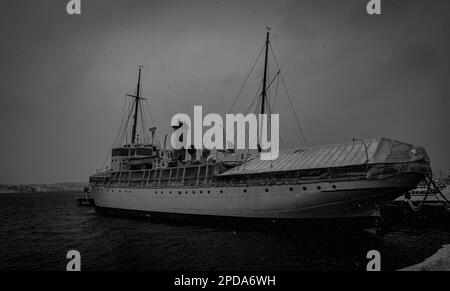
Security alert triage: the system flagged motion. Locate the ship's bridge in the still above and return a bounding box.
[111,144,161,172]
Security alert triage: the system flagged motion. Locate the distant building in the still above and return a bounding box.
[0,186,15,194]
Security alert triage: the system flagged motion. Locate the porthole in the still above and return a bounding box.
[193,191,195,194]
[185,191,188,194]
[332,185,337,189]
[200,191,203,194]
[317,186,322,190]
[244,189,247,193]
[265,188,269,192]
[208,190,211,194]
[220,190,223,194]
[169,191,172,194]
[303,187,307,191]
[289,187,293,192]
[178,191,181,195]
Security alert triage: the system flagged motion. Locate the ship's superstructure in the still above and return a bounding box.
[90,32,431,222]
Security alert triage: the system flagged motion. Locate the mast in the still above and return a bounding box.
[258,30,270,151]
[131,66,142,144]
[261,31,270,116]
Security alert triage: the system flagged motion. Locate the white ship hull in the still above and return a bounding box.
[92,173,422,220]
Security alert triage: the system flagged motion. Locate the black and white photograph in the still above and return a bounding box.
[0,0,449,278]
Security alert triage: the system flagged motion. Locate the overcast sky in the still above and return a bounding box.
[0,0,449,184]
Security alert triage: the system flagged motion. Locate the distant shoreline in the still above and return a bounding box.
[0,190,84,195]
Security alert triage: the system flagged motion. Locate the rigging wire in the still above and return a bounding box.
[136,84,155,143]
[267,73,286,150]
[113,97,133,146]
[98,93,133,172]
[228,80,264,143]
[144,99,155,125]
[269,42,309,147]
[226,80,263,163]
[97,71,154,171]
[139,101,146,143]
[280,73,308,147]
[118,101,135,145]
[143,102,152,142]
[247,81,264,114]
[241,87,263,158]
[143,98,156,143]
[115,100,132,145]
[226,43,266,114]
[116,83,140,145]
[271,72,280,113]
[112,98,127,146]
[121,100,135,144]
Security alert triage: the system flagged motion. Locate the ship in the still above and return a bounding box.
[89,32,431,226]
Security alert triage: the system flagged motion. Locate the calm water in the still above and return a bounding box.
[0,192,449,271]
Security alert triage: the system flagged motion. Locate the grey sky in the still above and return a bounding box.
[0,0,449,184]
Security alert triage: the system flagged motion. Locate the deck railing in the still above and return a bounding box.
[92,164,369,189]
[104,164,217,188]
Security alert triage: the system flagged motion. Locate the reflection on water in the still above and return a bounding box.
[0,192,449,271]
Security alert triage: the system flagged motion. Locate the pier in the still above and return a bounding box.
[76,188,94,206]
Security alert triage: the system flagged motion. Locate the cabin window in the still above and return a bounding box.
[112,148,129,157]
[136,148,153,156]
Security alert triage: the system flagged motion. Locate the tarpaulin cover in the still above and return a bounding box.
[220,138,429,176]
